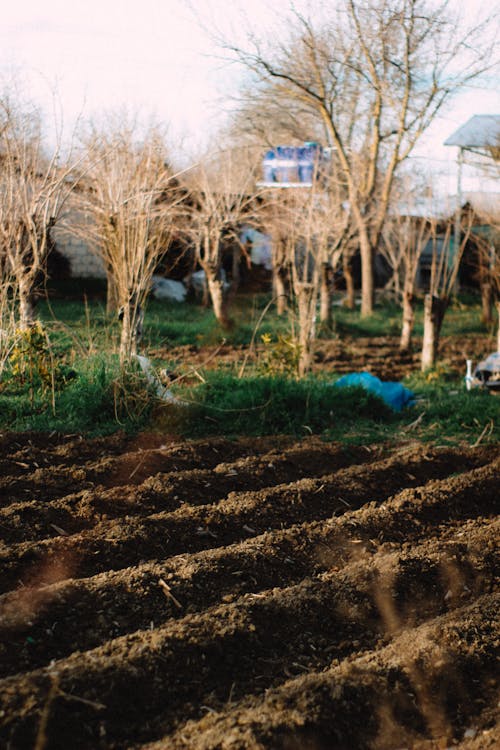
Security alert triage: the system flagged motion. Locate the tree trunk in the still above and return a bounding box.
[359,228,374,317]
[205,265,232,329]
[230,245,241,296]
[496,301,500,352]
[399,284,415,352]
[296,283,316,378]
[481,281,493,325]
[106,268,120,315]
[18,274,37,329]
[273,266,288,316]
[119,305,136,363]
[421,293,448,371]
[343,254,355,310]
[319,262,332,327]
[201,275,210,307]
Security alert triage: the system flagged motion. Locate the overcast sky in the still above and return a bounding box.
[1,0,499,194]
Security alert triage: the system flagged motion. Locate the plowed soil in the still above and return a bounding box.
[0,431,498,749]
[160,333,493,381]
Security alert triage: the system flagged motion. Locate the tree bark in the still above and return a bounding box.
[343,254,355,310]
[359,228,374,317]
[481,281,493,326]
[319,262,332,327]
[18,274,37,329]
[205,265,232,329]
[399,284,415,352]
[296,283,316,377]
[421,293,448,371]
[119,305,136,363]
[273,266,288,316]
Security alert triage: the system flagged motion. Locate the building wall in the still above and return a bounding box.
[52,210,106,279]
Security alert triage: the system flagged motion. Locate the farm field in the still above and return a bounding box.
[0,429,498,749]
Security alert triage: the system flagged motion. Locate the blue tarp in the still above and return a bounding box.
[334,372,415,411]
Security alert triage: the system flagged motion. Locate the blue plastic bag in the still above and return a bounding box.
[334,372,415,411]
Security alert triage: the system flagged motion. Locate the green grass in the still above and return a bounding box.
[0,354,153,435]
[163,373,393,438]
[0,286,497,440]
[38,287,492,350]
[331,292,493,339]
[154,371,499,446]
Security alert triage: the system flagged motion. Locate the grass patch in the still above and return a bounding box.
[157,372,394,439]
[153,371,499,446]
[0,354,153,435]
[1,289,496,440]
[38,288,491,351]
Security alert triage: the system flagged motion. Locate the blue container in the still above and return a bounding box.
[263,150,276,182]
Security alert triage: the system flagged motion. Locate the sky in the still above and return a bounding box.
[0,0,499,197]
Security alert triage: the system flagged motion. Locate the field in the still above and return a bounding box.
[0,428,498,749]
[0,292,499,748]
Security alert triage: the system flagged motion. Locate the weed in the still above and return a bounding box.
[257,333,302,377]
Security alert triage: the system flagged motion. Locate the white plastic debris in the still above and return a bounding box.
[150,276,187,302]
[134,355,181,403]
[466,352,500,391]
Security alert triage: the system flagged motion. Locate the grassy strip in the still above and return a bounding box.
[0,361,497,444]
[0,356,153,435]
[0,291,496,440]
[167,373,393,437]
[40,289,495,350]
[156,373,499,446]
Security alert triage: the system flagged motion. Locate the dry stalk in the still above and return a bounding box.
[158,578,183,609]
[472,419,494,447]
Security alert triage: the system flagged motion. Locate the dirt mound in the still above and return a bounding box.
[0,433,498,749]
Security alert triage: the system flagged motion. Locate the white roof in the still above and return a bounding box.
[395,192,499,219]
[444,115,500,149]
[395,196,454,219]
[465,191,500,217]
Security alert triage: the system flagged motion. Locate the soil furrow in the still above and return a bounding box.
[0,435,298,506]
[156,592,500,750]
[0,443,374,544]
[0,508,496,679]
[1,449,497,594]
[0,429,498,750]
[0,538,497,749]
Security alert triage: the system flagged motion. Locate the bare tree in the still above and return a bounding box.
[183,148,260,329]
[420,214,471,370]
[77,117,181,362]
[224,0,497,316]
[381,183,435,351]
[262,179,345,375]
[312,182,349,328]
[0,94,74,329]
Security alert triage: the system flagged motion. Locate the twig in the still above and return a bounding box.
[34,674,60,750]
[238,295,279,378]
[472,419,494,448]
[158,578,182,609]
[50,524,69,536]
[56,687,105,711]
[166,342,227,386]
[403,411,426,432]
[129,454,147,479]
